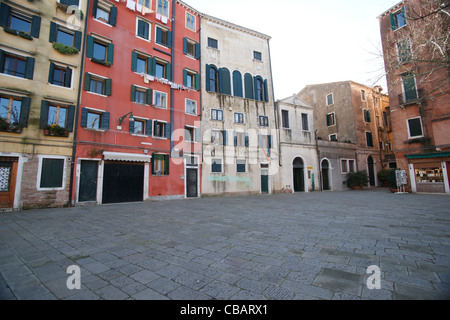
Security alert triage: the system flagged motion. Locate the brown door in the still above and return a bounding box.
[0,158,18,209]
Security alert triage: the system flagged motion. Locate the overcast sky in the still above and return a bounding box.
[187,0,400,100]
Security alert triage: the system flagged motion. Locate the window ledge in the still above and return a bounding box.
[84,128,106,132]
[94,18,113,28]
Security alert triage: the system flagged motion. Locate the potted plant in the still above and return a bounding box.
[377,169,390,187]
[46,124,69,137]
[347,170,369,189]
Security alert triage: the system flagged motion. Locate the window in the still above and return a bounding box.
[84,73,112,96]
[9,13,32,34]
[326,94,334,106]
[0,3,40,38]
[153,120,171,138]
[208,38,218,49]
[40,158,65,189]
[80,108,109,130]
[47,105,68,128]
[407,117,424,138]
[135,89,145,104]
[155,26,171,47]
[90,78,104,95]
[364,110,371,123]
[183,70,199,90]
[130,119,152,136]
[397,39,412,63]
[131,85,152,104]
[137,19,150,41]
[254,51,262,61]
[1,51,35,80]
[40,101,74,132]
[186,99,197,115]
[361,90,366,101]
[136,56,147,74]
[329,134,337,142]
[0,96,27,127]
[259,134,272,151]
[326,113,336,126]
[154,91,168,109]
[186,12,196,31]
[211,130,226,146]
[402,74,418,102]
[152,154,169,176]
[93,1,117,26]
[157,0,169,16]
[138,0,151,8]
[259,116,269,127]
[282,110,290,129]
[49,63,72,88]
[86,36,114,65]
[211,109,223,121]
[301,113,309,131]
[154,60,171,80]
[133,119,145,135]
[237,159,246,173]
[390,7,407,30]
[211,159,223,173]
[207,65,219,93]
[57,29,74,47]
[234,132,247,147]
[234,113,244,124]
[255,77,265,101]
[49,22,82,50]
[341,159,355,174]
[185,126,200,142]
[183,38,200,59]
[366,132,373,147]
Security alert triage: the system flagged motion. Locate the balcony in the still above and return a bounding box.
[398,88,424,107]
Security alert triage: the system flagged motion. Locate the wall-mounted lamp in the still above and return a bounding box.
[118,112,134,125]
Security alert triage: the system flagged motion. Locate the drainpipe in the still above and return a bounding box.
[170,0,176,156]
[266,39,280,169]
[69,0,90,207]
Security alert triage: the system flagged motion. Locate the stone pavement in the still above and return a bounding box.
[0,189,449,300]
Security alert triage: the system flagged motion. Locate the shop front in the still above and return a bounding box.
[407,152,450,194]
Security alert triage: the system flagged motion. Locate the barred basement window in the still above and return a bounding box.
[40,158,64,188]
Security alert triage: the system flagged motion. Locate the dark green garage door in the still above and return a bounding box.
[102,162,144,204]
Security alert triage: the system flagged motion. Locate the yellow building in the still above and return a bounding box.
[0,0,87,210]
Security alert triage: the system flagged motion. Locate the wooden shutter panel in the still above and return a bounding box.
[195,74,199,91]
[268,135,272,149]
[205,64,211,92]
[0,50,4,70]
[64,67,72,88]
[84,73,91,91]
[183,70,188,87]
[245,133,249,147]
[233,71,243,97]
[66,105,75,132]
[49,22,58,43]
[0,3,10,28]
[326,114,331,126]
[31,16,41,38]
[165,63,171,81]
[145,120,152,136]
[234,132,237,147]
[146,89,153,105]
[156,27,162,44]
[107,43,114,64]
[131,52,137,72]
[264,79,269,102]
[195,43,201,59]
[244,73,254,99]
[48,62,55,83]
[220,68,231,95]
[164,123,171,139]
[92,0,98,17]
[74,31,82,50]
[147,57,154,75]
[183,38,188,54]
[389,13,396,30]
[25,57,35,80]
[130,85,136,101]
[222,130,227,146]
[167,31,172,48]
[102,112,110,130]
[105,78,112,96]
[19,97,31,127]
[137,20,145,38]
[129,120,135,134]
[109,6,117,26]
[80,108,88,128]
[164,155,170,175]
[39,100,50,129]
[86,35,94,58]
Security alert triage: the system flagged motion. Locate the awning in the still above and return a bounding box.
[406,152,450,160]
[103,152,151,163]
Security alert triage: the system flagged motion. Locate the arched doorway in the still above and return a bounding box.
[321,159,331,191]
[368,156,376,186]
[293,157,305,192]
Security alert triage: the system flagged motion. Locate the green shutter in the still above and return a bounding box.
[146,89,153,105]
[264,79,269,102]
[195,43,201,59]
[220,68,231,95]
[84,73,91,91]
[80,108,88,128]
[222,130,227,146]
[145,120,152,136]
[105,78,112,96]
[205,64,211,92]
[49,22,57,43]
[130,85,136,101]
[183,70,188,87]
[137,20,145,38]
[244,73,254,99]
[92,0,98,17]
[64,67,72,88]
[25,57,35,80]
[107,43,114,65]
[66,105,75,132]
[86,35,94,58]
[19,97,31,128]
[233,71,243,97]
[102,112,110,130]
[129,120,135,133]
[39,100,50,129]
[48,62,55,84]
[164,155,170,175]
[167,31,172,48]
[31,16,41,38]
[74,31,82,50]
[156,27,162,44]
[131,51,137,72]
[164,123,171,139]
[183,38,188,54]
[195,74,199,91]
[165,63,171,81]
[0,3,10,28]
[149,57,156,76]
[109,6,117,26]
[0,50,4,70]
[389,13,396,30]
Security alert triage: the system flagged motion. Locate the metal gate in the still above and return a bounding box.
[102,162,144,204]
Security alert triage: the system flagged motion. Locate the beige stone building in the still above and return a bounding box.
[298,81,394,190]
[0,0,86,209]
[199,13,280,196]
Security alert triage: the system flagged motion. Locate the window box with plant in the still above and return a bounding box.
[0,117,23,133]
[347,170,369,189]
[52,42,79,55]
[44,124,69,137]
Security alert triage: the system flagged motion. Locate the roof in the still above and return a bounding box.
[377,0,407,19]
[277,95,313,108]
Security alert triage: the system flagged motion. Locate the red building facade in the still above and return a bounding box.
[73,0,201,204]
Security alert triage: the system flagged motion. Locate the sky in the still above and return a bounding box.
[186,0,401,100]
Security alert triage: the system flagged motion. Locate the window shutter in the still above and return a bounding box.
[233,71,243,97]
[195,128,201,142]
[19,97,31,128]
[49,22,58,43]
[145,120,152,136]
[183,70,187,87]
[0,50,4,69]
[326,114,331,126]
[105,78,112,96]
[151,156,155,174]
[195,43,201,59]
[146,89,152,105]
[164,123,171,139]
[86,35,94,58]
[92,0,98,17]
[130,85,136,101]
[64,67,72,88]
[48,62,55,84]
[165,63,171,81]
[102,112,110,130]
[389,13,396,30]
[0,3,10,28]
[107,43,114,65]
[156,27,162,44]
[80,108,88,128]
[244,73,254,99]
[220,68,231,95]
[264,79,269,102]
[253,76,259,101]
[268,135,272,149]
[234,132,237,147]
[245,133,249,147]
[66,105,75,132]
[74,31,82,50]
[147,57,154,75]
[403,76,417,101]
[164,155,170,175]
[222,130,227,146]
[194,74,199,91]
[131,52,137,72]
[129,120,135,134]
[205,64,211,92]
[167,31,172,48]
[109,6,117,26]
[84,73,91,91]
[183,38,188,55]
[31,16,41,38]
[137,20,145,38]
[25,57,35,80]
[39,100,50,129]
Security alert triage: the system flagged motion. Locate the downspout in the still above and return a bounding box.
[69,0,90,207]
[170,0,176,156]
[267,38,279,193]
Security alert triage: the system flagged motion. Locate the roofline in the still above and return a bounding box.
[299,80,387,95]
[377,0,407,19]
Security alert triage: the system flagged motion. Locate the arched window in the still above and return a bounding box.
[206,64,219,93]
[219,68,231,95]
[244,73,254,99]
[254,76,268,102]
[232,70,243,97]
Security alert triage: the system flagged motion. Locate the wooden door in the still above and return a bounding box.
[0,158,18,209]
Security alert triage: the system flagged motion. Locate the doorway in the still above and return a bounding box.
[102,162,144,204]
[321,159,331,191]
[261,169,269,194]
[79,160,98,202]
[368,156,376,187]
[186,168,198,198]
[293,157,305,192]
[0,157,18,209]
